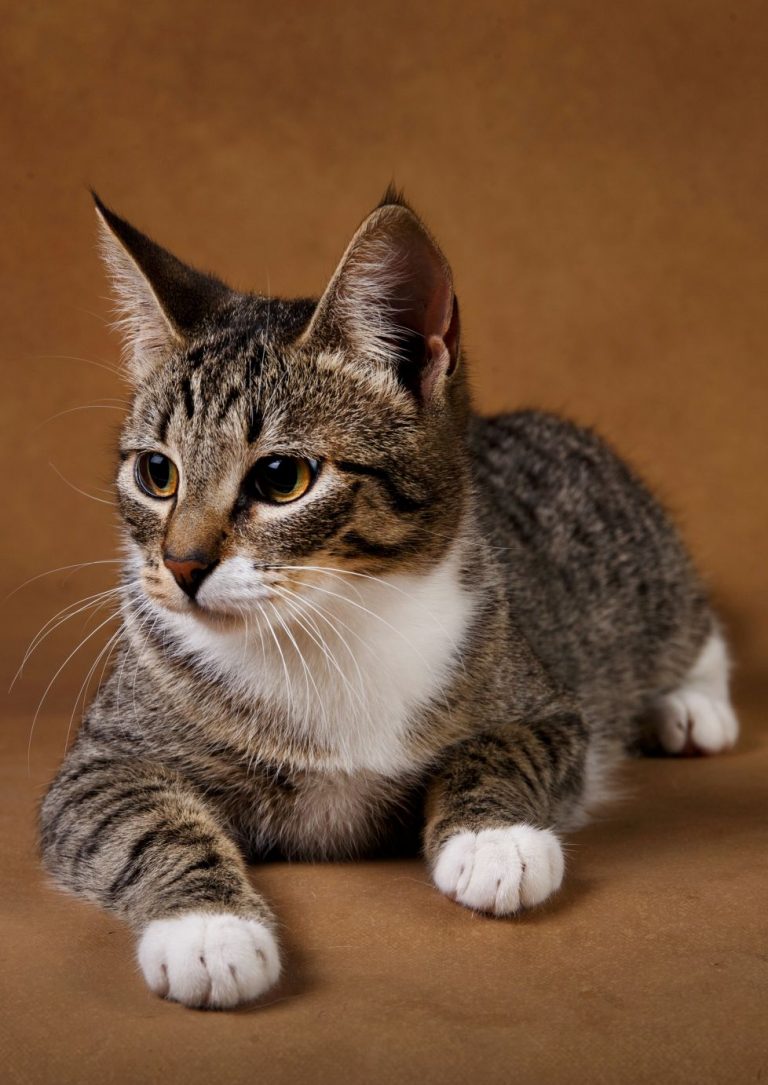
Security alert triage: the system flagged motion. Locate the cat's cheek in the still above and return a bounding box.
[431,826,565,916]
[138,566,189,613]
[137,912,281,1009]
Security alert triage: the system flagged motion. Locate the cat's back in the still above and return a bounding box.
[469,409,665,553]
[468,409,710,713]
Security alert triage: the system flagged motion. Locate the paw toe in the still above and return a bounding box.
[137,913,280,1009]
[433,825,564,917]
[656,689,739,755]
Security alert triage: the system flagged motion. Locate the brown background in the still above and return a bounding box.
[1,3,766,1083]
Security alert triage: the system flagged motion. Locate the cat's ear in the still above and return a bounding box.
[93,193,233,381]
[301,192,460,402]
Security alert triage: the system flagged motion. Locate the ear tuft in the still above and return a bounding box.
[93,193,233,382]
[376,183,410,210]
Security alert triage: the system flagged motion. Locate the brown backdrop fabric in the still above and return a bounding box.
[1,4,766,1083]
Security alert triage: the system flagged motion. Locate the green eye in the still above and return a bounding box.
[135,452,179,499]
[250,456,318,504]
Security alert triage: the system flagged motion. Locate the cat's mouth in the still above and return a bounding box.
[140,557,278,623]
[139,553,343,635]
[143,585,281,636]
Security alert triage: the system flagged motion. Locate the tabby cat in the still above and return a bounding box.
[40,189,738,1009]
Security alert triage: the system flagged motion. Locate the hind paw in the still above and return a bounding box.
[655,689,738,755]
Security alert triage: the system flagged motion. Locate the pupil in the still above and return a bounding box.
[266,458,298,493]
[149,454,170,489]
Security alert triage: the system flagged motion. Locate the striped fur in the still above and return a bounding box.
[39,192,736,1007]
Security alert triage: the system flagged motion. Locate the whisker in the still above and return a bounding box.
[274,583,368,699]
[240,608,271,779]
[272,586,370,723]
[247,603,267,662]
[264,562,453,627]
[411,521,522,556]
[131,613,161,725]
[11,586,123,690]
[36,403,127,431]
[262,563,365,603]
[256,600,294,719]
[265,599,314,723]
[293,580,434,670]
[36,352,123,379]
[28,609,120,773]
[278,583,427,715]
[5,558,122,603]
[18,585,121,664]
[277,590,377,742]
[269,590,342,733]
[95,624,124,700]
[48,462,115,506]
[239,606,251,670]
[301,579,461,719]
[267,561,468,677]
[64,626,123,753]
[115,600,155,717]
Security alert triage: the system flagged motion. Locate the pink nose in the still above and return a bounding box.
[162,554,216,598]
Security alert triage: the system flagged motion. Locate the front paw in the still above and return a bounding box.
[137,912,281,1009]
[432,825,564,916]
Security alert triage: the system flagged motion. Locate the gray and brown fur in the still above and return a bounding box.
[41,190,716,942]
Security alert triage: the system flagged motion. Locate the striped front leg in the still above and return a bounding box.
[40,753,279,1009]
[423,714,589,915]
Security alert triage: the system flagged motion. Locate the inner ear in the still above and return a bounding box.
[93,193,235,382]
[301,201,460,400]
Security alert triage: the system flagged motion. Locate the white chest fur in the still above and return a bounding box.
[157,550,473,776]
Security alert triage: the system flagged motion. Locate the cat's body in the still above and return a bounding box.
[40,192,737,1009]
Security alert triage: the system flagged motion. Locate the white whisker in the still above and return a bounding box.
[131,612,161,726]
[270,587,377,748]
[274,583,368,699]
[5,558,122,602]
[270,561,468,677]
[296,580,434,670]
[36,352,123,379]
[271,597,332,730]
[48,462,115,506]
[265,599,314,724]
[12,586,123,690]
[115,599,155,716]
[37,403,127,431]
[28,610,121,773]
[64,626,123,753]
[256,600,294,720]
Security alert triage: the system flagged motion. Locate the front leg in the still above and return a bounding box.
[424,713,589,916]
[40,751,280,1009]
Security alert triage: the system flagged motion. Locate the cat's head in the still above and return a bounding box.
[98,190,470,627]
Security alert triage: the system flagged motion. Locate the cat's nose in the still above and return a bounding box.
[162,553,217,599]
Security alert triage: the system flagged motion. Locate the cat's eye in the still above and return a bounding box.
[135,452,179,500]
[249,456,318,504]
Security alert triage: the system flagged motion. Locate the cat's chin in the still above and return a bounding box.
[144,591,252,631]
[187,604,246,631]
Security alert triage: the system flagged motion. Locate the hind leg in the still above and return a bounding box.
[654,628,739,755]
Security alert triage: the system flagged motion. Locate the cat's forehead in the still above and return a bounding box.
[126,326,414,467]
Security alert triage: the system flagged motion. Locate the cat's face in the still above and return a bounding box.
[102,193,468,629]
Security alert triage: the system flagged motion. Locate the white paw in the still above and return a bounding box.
[137,912,281,1009]
[656,690,738,754]
[432,825,564,916]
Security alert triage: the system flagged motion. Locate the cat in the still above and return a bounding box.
[39,188,739,1010]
